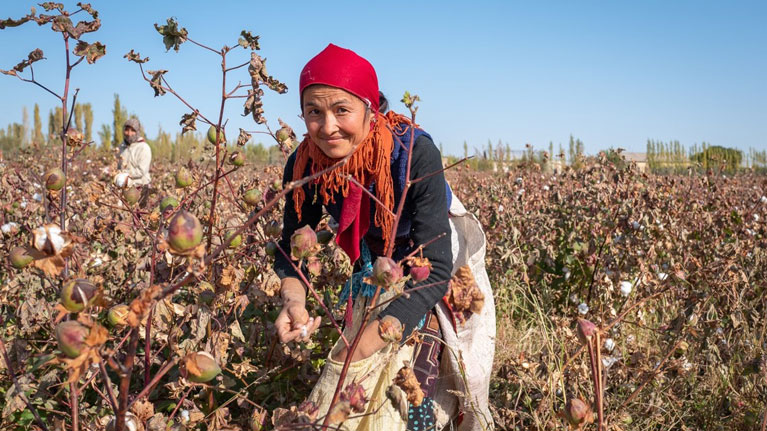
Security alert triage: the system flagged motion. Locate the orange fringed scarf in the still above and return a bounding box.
[292,111,414,259]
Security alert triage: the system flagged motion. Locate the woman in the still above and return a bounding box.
[273,44,495,431]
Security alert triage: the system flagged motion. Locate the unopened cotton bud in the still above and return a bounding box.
[576,319,597,345]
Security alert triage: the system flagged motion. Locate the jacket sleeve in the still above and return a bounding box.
[273,151,323,280]
[377,134,453,339]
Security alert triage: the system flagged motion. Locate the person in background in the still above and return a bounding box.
[117,118,152,187]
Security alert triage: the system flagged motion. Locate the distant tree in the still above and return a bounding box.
[74,103,83,132]
[690,145,742,174]
[48,107,63,144]
[98,123,112,150]
[33,103,43,146]
[112,93,128,146]
[83,103,94,143]
[463,140,468,160]
[21,106,29,147]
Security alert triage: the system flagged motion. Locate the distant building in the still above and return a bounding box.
[623,152,648,172]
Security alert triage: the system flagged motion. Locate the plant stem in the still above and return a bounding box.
[114,328,140,431]
[70,382,79,431]
[144,306,154,387]
[206,50,229,250]
[98,362,118,413]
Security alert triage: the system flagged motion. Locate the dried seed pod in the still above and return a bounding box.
[60,278,99,312]
[122,187,140,205]
[9,246,33,269]
[175,167,193,188]
[207,125,225,145]
[225,231,242,248]
[560,397,593,428]
[108,304,130,327]
[167,210,203,252]
[290,225,318,260]
[369,257,404,288]
[183,351,221,383]
[378,315,403,343]
[229,151,245,167]
[56,321,89,358]
[44,168,65,191]
[576,319,597,346]
[408,256,432,282]
[340,382,369,413]
[159,196,179,213]
[243,189,261,206]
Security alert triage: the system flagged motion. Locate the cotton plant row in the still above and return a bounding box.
[455,152,767,429]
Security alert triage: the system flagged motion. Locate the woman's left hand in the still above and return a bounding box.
[332,319,388,363]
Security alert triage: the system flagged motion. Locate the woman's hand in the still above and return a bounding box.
[275,278,321,343]
[331,319,388,363]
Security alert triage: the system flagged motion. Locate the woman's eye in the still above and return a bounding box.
[336,107,349,114]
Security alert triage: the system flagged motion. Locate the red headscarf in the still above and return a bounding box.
[300,44,380,114]
[293,44,413,263]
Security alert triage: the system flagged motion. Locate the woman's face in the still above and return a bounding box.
[302,85,371,159]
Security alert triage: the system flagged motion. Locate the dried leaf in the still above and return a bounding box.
[131,398,155,423]
[238,30,260,50]
[154,18,187,52]
[393,366,424,406]
[40,2,64,12]
[73,40,105,64]
[0,15,34,30]
[179,111,198,134]
[445,265,484,324]
[124,49,149,64]
[146,69,168,97]
[265,76,287,94]
[77,3,98,18]
[127,285,162,327]
[237,128,251,146]
[1,49,45,76]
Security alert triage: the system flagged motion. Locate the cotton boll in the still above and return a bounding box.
[113,172,129,188]
[602,356,618,368]
[604,338,616,352]
[578,303,589,315]
[1,222,19,235]
[619,281,633,297]
[33,226,49,251]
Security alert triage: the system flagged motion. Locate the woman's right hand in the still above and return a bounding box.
[275,278,322,343]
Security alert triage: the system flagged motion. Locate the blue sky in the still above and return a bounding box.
[1,1,765,157]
